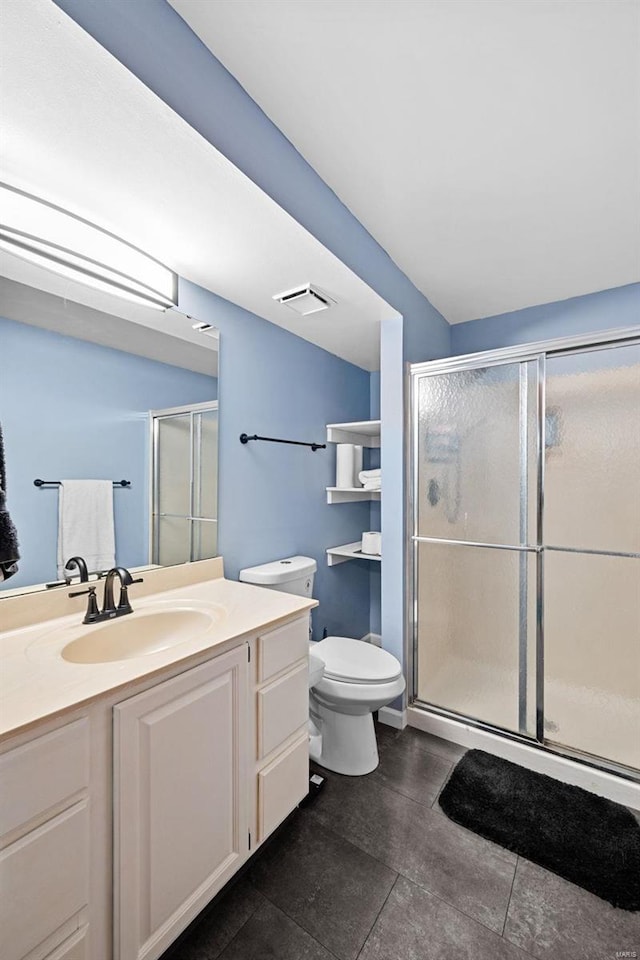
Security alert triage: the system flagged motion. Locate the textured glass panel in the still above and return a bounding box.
[157,414,191,516]
[416,541,536,734]
[194,409,218,521]
[416,362,537,545]
[545,344,640,554]
[192,519,217,562]
[544,550,640,770]
[157,516,190,567]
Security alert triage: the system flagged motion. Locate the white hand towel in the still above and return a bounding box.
[363,479,381,491]
[57,480,115,578]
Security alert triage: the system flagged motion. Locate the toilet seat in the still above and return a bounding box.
[311,636,402,685]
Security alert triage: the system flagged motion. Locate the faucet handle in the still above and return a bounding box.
[69,585,100,624]
[68,586,93,598]
[116,577,143,613]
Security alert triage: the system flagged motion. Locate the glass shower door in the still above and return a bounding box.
[543,343,640,769]
[413,360,539,736]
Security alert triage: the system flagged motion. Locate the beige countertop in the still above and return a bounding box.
[0,574,316,742]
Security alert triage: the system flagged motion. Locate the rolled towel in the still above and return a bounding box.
[0,422,20,581]
[358,468,381,484]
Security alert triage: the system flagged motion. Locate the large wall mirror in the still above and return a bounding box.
[0,272,219,596]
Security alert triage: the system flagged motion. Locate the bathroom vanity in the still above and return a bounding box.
[0,559,316,960]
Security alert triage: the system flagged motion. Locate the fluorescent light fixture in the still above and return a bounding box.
[273,283,335,316]
[0,182,177,310]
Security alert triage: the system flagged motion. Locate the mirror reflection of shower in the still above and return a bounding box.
[150,401,219,566]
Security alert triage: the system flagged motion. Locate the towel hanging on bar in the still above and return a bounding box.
[57,480,115,579]
[0,422,20,582]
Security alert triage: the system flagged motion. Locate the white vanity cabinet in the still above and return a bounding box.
[0,603,312,960]
[0,718,91,960]
[113,642,249,960]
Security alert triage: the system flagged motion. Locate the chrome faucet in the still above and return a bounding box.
[69,566,143,624]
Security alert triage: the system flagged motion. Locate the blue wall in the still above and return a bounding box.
[451,283,640,356]
[0,317,216,590]
[180,279,374,642]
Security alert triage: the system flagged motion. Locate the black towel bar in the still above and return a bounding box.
[239,433,326,452]
[34,479,131,487]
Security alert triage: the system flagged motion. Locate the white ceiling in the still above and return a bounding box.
[170,0,640,323]
[0,0,396,371]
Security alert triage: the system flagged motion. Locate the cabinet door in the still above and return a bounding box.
[114,646,248,960]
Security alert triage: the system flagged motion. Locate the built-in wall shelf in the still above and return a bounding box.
[326,487,381,504]
[326,541,382,566]
[326,419,381,447]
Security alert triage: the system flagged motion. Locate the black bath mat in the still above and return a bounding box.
[438,750,640,911]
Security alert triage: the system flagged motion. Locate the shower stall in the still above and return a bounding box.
[409,327,640,779]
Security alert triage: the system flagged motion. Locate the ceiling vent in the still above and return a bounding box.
[273,284,335,316]
[191,321,219,339]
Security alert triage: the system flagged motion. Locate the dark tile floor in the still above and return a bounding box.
[164,723,640,960]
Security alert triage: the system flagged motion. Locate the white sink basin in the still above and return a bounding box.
[60,606,224,664]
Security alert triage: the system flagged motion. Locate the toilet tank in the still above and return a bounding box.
[238,555,316,597]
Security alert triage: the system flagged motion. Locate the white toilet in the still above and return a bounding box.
[238,555,405,776]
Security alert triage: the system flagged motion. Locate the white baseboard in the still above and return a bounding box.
[360,632,382,647]
[407,706,640,810]
[378,706,408,730]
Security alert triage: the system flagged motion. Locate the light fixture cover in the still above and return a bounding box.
[0,182,178,310]
[273,284,335,316]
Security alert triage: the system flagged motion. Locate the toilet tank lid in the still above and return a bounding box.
[238,555,317,585]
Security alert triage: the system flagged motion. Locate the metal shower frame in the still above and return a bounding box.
[407,324,640,782]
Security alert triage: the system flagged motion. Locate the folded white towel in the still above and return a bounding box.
[57,480,115,578]
[358,468,381,484]
[363,479,381,491]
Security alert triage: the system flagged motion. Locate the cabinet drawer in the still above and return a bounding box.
[257,662,308,759]
[257,733,308,842]
[257,616,308,683]
[0,718,89,839]
[0,801,89,960]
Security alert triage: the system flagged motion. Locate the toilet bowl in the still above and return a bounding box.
[238,556,405,777]
[309,636,405,776]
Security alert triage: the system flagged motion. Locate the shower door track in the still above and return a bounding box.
[409,699,640,784]
[407,324,640,783]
